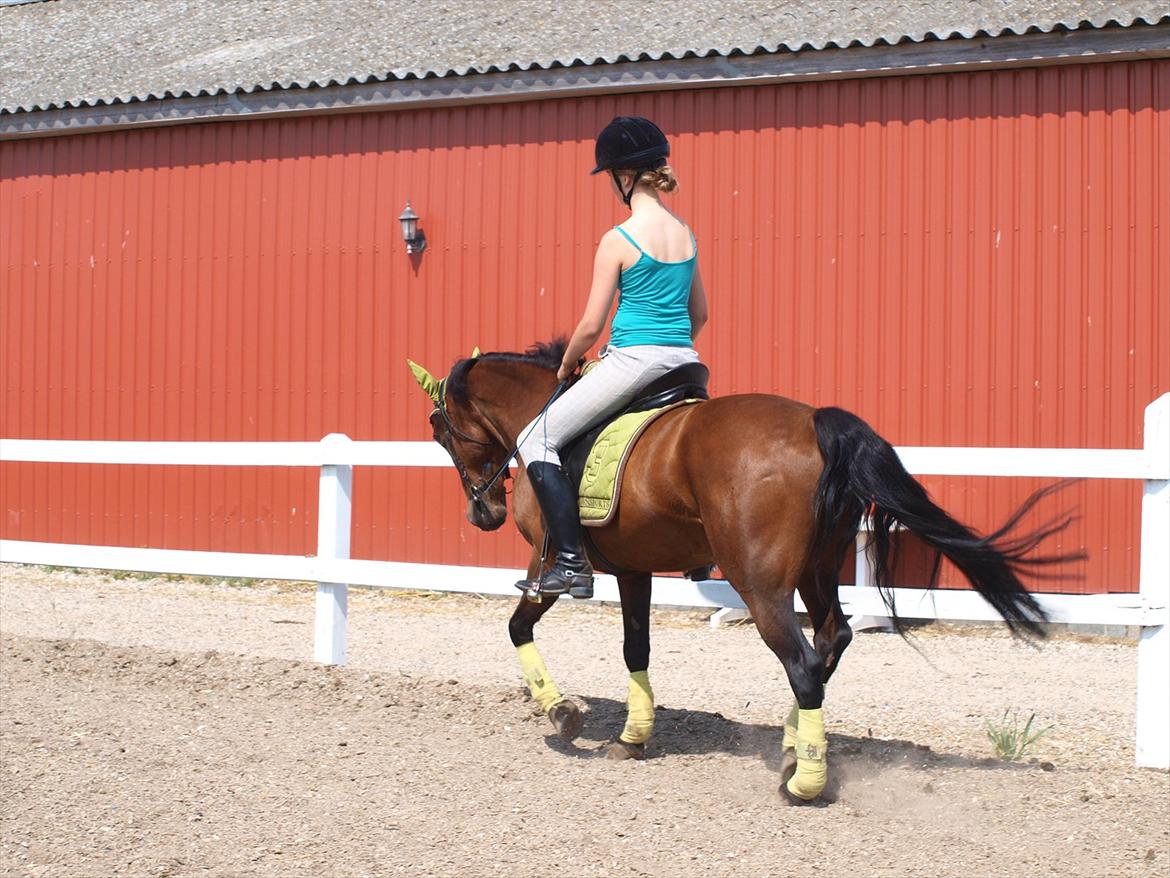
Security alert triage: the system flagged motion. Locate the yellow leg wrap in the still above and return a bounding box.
[516,642,563,713]
[782,703,800,751]
[619,671,655,745]
[785,708,828,801]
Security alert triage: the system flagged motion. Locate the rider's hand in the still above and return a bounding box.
[557,357,586,382]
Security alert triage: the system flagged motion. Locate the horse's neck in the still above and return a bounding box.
[473,365,557,447]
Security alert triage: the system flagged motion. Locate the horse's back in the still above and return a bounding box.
[676,392,824,499]
[682,392,819,452]
[591,393,824,575]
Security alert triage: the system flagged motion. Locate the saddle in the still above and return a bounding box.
[563,361,709,488]
[561,361,712,578]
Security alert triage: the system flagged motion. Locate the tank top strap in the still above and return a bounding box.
[613,226,644,253]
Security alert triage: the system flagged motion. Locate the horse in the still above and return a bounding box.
[407,340,1075,804]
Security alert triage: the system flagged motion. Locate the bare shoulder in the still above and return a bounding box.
[599,227,628,248]
[600,226,639,268]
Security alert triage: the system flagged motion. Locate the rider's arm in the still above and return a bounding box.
[558,231,623,380]
[689,263,709,341]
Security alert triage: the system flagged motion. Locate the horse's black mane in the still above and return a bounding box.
[445,339,566,402]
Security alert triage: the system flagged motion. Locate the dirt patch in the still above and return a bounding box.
[1,565,1167,877]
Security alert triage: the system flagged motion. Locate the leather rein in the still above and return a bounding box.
[435,376,568,505]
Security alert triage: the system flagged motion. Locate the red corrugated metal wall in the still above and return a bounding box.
[3,60,1168,592]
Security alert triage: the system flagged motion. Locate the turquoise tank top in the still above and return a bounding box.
[608,225,696,348]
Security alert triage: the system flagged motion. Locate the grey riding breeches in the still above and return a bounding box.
[516,344,701,468]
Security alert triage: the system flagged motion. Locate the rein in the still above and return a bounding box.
[438,376,570,505]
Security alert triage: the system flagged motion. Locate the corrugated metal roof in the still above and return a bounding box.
[1,0,1167,115]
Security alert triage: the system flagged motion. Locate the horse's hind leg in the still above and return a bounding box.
[815,599,853,686]
[744,587,830,805]
[800,566,854,684]
[607,572,654,761]
[779,572,852,787]
[783,569,847,762]
[509,550,582,741]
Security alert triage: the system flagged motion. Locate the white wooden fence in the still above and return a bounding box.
[1,394,1166,769]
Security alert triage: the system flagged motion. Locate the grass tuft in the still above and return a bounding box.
[985,709,1052,761]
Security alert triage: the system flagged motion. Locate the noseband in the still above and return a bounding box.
[435,382,511,506]
[434,375,570,507]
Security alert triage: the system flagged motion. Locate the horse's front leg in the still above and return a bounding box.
[606,571,655,760]
[509,548,583,741]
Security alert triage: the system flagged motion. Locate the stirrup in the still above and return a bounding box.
[514,577,544,604]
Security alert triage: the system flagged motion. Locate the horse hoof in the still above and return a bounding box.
[777,749,818,804]
[606,740,646,761]
[779,782,821,806]
[778,756,828,806]
[548,700,584,741]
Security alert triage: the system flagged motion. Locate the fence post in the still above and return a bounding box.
[848,520,893,631]
[1136,394,1169,769]
[314,433,352,666]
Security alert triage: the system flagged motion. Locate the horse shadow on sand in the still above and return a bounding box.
[542,695,1049,802]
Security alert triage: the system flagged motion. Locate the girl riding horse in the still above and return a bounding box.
[514,116,710,601]
[406,119,1074,805]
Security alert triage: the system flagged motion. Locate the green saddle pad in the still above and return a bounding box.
[578,400,699,526]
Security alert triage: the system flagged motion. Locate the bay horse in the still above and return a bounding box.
[408,341,1073,804]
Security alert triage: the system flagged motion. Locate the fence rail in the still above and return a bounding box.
[1,393,1166,768]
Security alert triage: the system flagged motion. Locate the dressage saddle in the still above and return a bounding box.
[560,361,713,579]
[562,361,709,483]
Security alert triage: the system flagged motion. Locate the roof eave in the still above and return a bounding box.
[3,22,1168,141]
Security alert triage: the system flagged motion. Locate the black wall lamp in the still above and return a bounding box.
[399,201,427,254]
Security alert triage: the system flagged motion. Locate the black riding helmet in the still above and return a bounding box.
[591,116,670,206]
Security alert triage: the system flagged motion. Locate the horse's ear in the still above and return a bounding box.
[406,359,442,403]
[470,346,481,358]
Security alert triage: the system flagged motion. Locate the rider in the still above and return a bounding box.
[516,115,710,600]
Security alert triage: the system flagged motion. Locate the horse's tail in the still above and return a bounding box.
[811,406,1080,640]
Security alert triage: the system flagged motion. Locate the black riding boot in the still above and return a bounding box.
[527,461,595,599]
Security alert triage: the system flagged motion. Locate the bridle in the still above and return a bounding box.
[434,373,570,507]
[437,381,492,448]
[434,380,514,507]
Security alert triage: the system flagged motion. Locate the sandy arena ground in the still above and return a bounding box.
[1,564,1167,878]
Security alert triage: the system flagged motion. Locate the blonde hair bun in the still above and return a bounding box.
[637,164,679,193]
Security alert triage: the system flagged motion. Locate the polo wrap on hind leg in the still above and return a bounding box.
[785,708,828,800]
[516,642,564,713]
[619,671,655,744]
[782,703,800,752]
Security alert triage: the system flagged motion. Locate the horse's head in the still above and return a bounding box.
[407,348,510,532]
